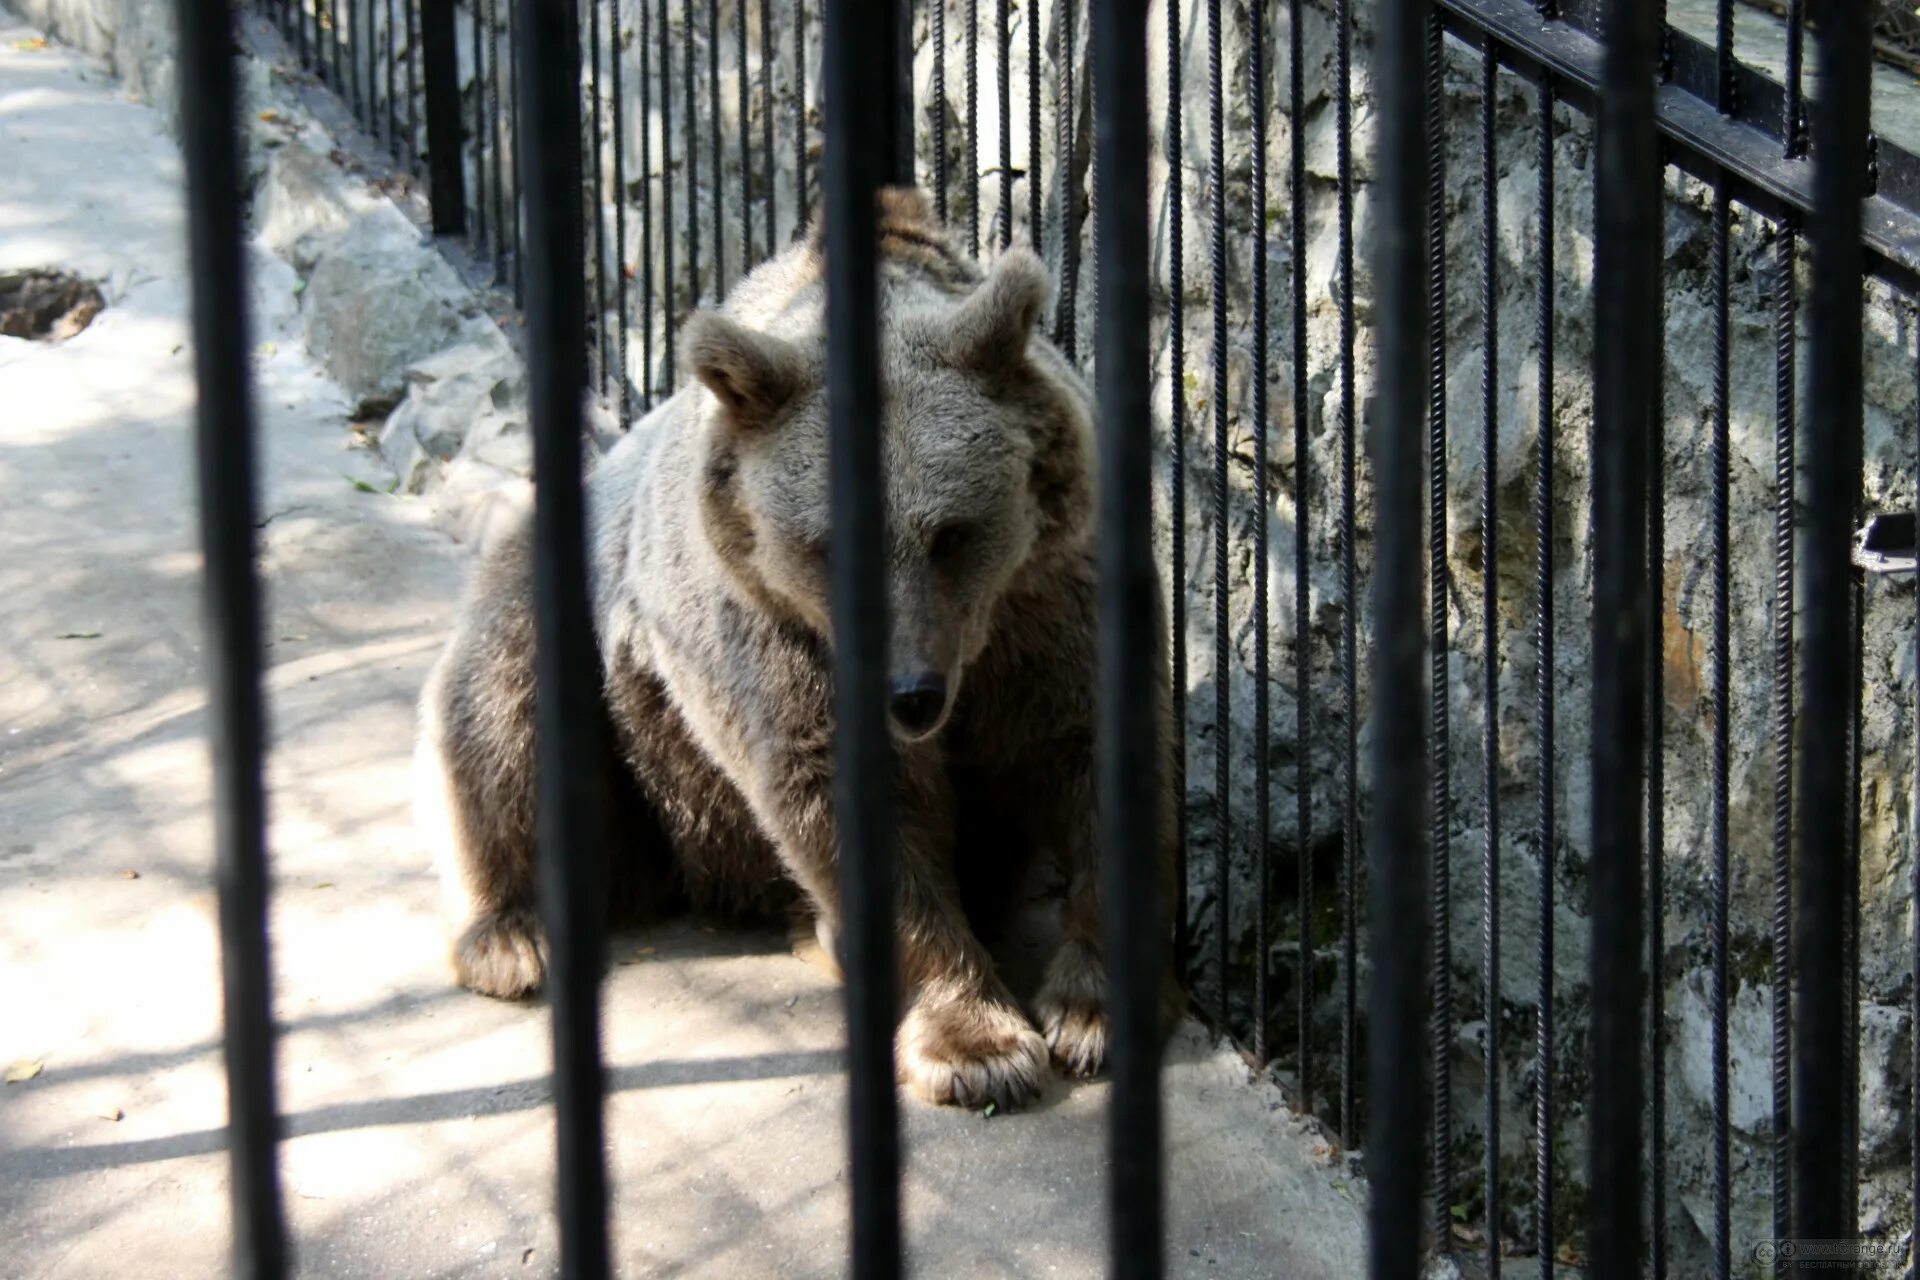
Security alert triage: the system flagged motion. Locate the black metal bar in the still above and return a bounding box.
[1055,0,1075,356]
[473,0,489,247]
[589,0,607,394]
[1026,0,1038,244]
[709,0,724,296]
[1645,135,1668,1280]
[296,0,309,70]
[1783,0,1803,156]
[351,0,365,123]
[1708,171,1732,1280]
[823,0,902,1271]
[1248,0,1269,1067]
[385,0,397,150]
[1794,0,1869,1248]
[509,0,524,303]
[760,0,773,257]
[684,0,700,301]
[967,0,979,253]
[1335,0,1358,1149]
[1367,0,1430,1273]
[1424,0,1450,1249]
[1912,326,1920,1280]
[1092,2,1162,1274]
[489,0,506,278]
[1532,70,1555,1280]
[1767,217,1795,1275]
[1206,0,1229,1030]
[792,0,805,235]
[892,0,912,186]
[1164,0,1186,981]
[1286,0,1316,1118]
[330,0,344,92]
[737,0,750,269]
[177,0,288,1271]
[640,0,654,406]
[1478,44,1501,1274]
[1587,0,1657,1274]
[612,0,630,424]
[660,0,676,376]
[517,0,612,1266]
[421,0,466,233]
[405,0,419,172]
[997,0,1011,249]
[932,0,947,221]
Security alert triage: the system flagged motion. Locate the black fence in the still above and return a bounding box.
[177,0,1908,1274]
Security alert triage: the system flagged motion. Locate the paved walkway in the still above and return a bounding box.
[0,16,1366,1277]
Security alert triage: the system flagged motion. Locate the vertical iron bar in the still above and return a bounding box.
[422,0,467,233]
[590,0,608,393]
[1335,0,1358,1150]
[792,0,805,231]
[1165,0,1186,980]
[709,0,724,296]
[176,0,288,1267]
[1291,0,1312,1123]
[967,0,979,253]
[997,0,1011,249]
[1768,218,1796,1272]
[1249,0,1270,1066]
[684,0,700,301]
[1533,72,1555,1280]
[1794,0,1869,1247]
[1054,0,1075,357]
[823,0,902,1272]
[1368,0,1431,1271]
[641,0,655,405]
[661,0,677,376]
[933,0,947,222]
[737,0,751,268]
[1645,140,1669,1280]
[612,0,630,424]
[297,0,310,71]
[474,0,489,249]
[1478,45,1501,1275]
[331,0,345,93]
[510,0,524,303]
[351,0,365,123]
[406,0,420,173]
[1207,0,1229,1031]
[489,0,507,277]
[760,0,774,256]
[1424,0,1449,1246]
[386,0,398,149]
[1709,175,1732,1280]
[517,0,611,1269]
[1026,0,1038,244]
[1092,1,1163,1273]
[1588,0,1657,1273]
[1783,0,1804,157]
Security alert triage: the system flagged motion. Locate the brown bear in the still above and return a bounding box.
[414,188,1175,1110]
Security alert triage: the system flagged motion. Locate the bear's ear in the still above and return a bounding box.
[683,311,806,429]
[942,248,1049,372]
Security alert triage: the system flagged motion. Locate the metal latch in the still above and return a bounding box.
[1854,512,1917,575]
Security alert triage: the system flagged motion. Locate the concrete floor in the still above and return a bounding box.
[0,16,1369,1278]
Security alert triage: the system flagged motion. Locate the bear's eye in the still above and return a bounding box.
[929,523,973,562]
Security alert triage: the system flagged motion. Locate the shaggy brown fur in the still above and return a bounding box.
[415,187,1179,1110]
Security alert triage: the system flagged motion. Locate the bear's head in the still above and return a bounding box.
[687,248,1092,742]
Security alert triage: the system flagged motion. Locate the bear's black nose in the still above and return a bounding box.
[888,673,948,736]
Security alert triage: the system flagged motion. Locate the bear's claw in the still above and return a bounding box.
[453,906,547,1000]
[896,991,1050,1111]
[1033,990,1109,1079]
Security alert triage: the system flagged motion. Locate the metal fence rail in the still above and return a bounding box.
[179,0,1902,1274]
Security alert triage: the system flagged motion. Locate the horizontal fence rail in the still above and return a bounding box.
[186,0,1914,1273]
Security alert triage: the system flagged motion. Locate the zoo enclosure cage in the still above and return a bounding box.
[180,0,1904,1275]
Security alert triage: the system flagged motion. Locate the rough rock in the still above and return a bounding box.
[301,215,470,410]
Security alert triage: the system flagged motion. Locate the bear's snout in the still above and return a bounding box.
[887,672,950,739]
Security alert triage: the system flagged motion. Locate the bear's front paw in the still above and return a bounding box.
[1032,987,1108,1079]
[896,990,1050,1111]
[452,906,547,999]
